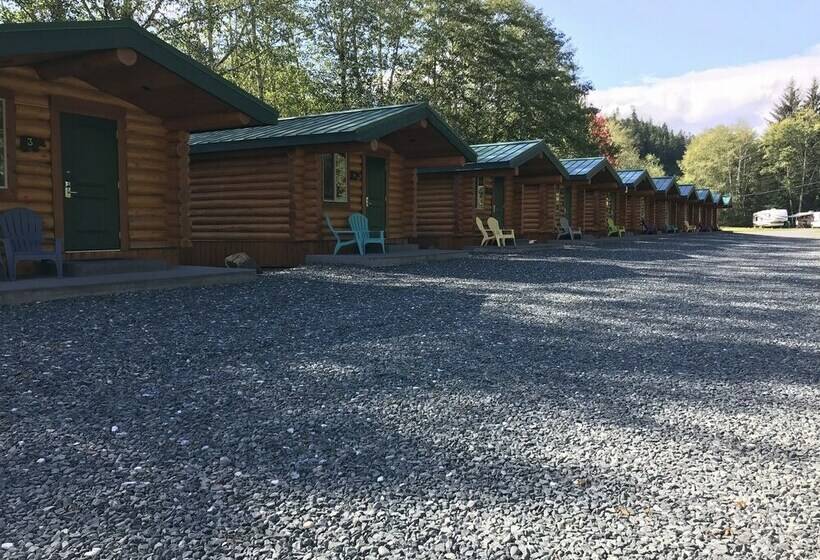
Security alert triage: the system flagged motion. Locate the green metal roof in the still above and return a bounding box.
[677,184,697,199]
[0,19,279,126]
[695,188,711,202]
[560,157,624,187]
[710,190,722,204]
[721,193,733,208]
[652,176,677,193]
[417,140,568,178]
[617,169,655,190]
[190,102,476,160]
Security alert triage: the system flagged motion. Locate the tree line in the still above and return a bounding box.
[680,79,820,225]
[0,0,600,156]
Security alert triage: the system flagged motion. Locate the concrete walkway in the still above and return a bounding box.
[0,266,256,305]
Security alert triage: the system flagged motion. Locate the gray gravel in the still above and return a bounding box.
[2,233,820,559]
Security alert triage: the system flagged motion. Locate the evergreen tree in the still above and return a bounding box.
[612,109,689,175]
[771,79,802,121]
[803,78,820,114]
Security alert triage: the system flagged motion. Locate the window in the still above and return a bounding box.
[606,193,616,218]
[474,176,486,209]
[0,98,6,190]
[321,153,348,202]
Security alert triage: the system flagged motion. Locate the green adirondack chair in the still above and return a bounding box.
[348,213,385,255]
[324,214,357,255]
[607,217,625,237]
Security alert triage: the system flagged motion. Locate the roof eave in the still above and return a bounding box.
[0,19,279,126]
[355,103,476,162]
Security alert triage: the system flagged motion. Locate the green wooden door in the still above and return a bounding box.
[492,177,505,226]
[61,113,120,251]
[365,156,387,232]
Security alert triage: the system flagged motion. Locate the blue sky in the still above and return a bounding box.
[532,0,820,132]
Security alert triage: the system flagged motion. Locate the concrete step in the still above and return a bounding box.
[305,248,467,268]
[385,243,420,253]
[1,266,256,305]
[63,259,170,277]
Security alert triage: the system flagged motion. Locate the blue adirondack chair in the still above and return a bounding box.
[324,214,357,255]
[348,213,385,255]
[0,208,63,281]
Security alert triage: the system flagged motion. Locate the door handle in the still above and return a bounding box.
[64,181,77,199]
[365,196,370,208]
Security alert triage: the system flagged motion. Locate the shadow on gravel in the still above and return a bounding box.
[2,233,819,556]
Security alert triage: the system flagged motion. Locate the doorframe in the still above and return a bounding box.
[50,95,129,252]
[363,154,389,236]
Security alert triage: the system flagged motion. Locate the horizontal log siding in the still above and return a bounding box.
[0,66,185,262]
[616,191,628,229]
[189,152,290,241]
[416,174,455,235]
[519,185,542,236]
[189,144,418,266]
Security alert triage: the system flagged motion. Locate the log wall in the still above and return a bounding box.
[188,143,419,266]
[0,66,187,262]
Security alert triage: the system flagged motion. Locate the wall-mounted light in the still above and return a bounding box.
[350,171,362,181]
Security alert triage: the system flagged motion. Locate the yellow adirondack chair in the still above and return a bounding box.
[476,217,494,247]
[683,220,697,232]
[607,217,625,238]
[487,217,516,247]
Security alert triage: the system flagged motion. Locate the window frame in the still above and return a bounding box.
[0,88,17,198]
[321,152,349,204]
[474,176,486,210]
[606,192,616,219]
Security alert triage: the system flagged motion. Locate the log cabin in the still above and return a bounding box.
[652,176,682,231]
[187,103,476,266]
[695,188,713,229]
[415,140,568,248]
[559,157,624,236]
[617,170,656,232]
[676,184,698,229]
[651,176,682,231]
[711,191,723,229]
[0,20,279,267]
[718,193,732,228]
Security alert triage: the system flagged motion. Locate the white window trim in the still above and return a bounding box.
[475,176,486,209]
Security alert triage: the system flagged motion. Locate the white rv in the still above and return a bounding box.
[753,208,789,228]
[790,211,820,228]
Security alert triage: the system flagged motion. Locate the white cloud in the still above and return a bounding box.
[588,45,820,134]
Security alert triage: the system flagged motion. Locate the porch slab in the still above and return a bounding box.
[0,266,257,305]
[63,258,170,277]
[305,248,468,268]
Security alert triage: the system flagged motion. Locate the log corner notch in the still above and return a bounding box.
[164,112,251,131]
[35,48,139,81]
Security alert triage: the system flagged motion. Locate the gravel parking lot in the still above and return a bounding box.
[2,233,819,559]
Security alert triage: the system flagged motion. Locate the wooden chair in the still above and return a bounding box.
[683,220,697,232]
[557,216,582,240]
[475,217,494,247]
[348,213,385,255]
[0,207,63,281]
[324,214,357,255]
[487,217,516,247]
[607,217,626,238]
